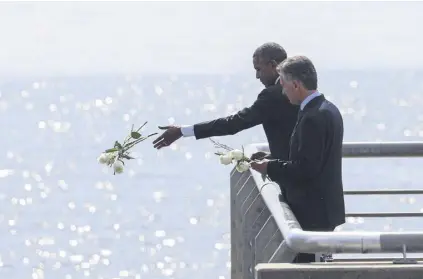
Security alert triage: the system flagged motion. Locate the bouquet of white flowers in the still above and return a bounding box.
[97,122,157,175]
[211,138,271,181]
[210,138,252,173]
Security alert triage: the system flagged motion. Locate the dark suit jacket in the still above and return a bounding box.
[193,83,299,160]
[267,94,345,230]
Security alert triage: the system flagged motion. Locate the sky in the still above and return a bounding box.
[0,1,421,76]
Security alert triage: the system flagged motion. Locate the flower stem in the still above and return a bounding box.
[123,132,158,151]
[137,121,148,133]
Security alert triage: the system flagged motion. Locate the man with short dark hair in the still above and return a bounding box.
[251,55,346,263]
[152,42,299,163]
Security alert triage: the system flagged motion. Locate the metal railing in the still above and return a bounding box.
[230,141,423,279]
[344,190,423,217]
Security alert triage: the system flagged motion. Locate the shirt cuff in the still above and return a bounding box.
[181,125,195,137]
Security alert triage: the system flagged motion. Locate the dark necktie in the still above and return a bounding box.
[290,110,304,140]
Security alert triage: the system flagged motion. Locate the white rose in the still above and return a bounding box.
[230,149,244,161]
[113,160,124,174]
[105,152,118,165]
[219,154,233,165]
[97,153,108,164]
[236,161,250,173]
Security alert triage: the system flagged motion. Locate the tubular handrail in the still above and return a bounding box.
[344,189,423,195]
[244,142,423,255]
[345,212,423,217]
[251,141,423,158]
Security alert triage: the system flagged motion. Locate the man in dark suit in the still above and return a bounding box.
[152,42,299,162]
[251,55,345,263]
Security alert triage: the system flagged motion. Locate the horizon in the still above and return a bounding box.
[1,67,423,81]
[1,1,422,77]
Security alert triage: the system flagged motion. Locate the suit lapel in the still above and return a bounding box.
[292,110,304,134]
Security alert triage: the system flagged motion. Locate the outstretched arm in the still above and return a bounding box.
[152,88,277,149]
[193,89,273,139]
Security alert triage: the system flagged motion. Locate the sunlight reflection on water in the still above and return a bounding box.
[1,72,423,278]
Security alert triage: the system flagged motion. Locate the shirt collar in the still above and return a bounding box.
[300,91,321,110]
[275,76,280,85]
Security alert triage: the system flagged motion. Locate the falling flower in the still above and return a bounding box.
[97,122,157,175]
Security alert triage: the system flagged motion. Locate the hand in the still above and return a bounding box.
[250,160,269,175]
[250,151,270,161]
[152,125,182,149]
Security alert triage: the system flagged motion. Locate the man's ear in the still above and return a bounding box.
[269,60,278,68]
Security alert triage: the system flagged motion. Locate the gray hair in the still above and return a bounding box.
[276,55,318,90]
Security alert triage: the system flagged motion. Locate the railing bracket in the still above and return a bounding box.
[393,244,417,264]
[320,253,334,263]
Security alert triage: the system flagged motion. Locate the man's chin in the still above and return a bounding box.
[261,81,271,87]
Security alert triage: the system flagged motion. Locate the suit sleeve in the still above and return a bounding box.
[193,89,274,139]
[266,113,326,184]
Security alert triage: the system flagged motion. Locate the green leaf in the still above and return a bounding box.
[114,141,123,149]
[131,131,141,139]
[105,148,118,153]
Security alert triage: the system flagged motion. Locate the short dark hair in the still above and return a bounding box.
[253,42,287,64]
[277,55,318,90]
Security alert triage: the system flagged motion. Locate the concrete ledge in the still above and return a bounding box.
[256,262,423,279]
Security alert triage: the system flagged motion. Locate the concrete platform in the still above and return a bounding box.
[255,261,423,279]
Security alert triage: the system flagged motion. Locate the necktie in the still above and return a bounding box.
[289,110,305,156]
